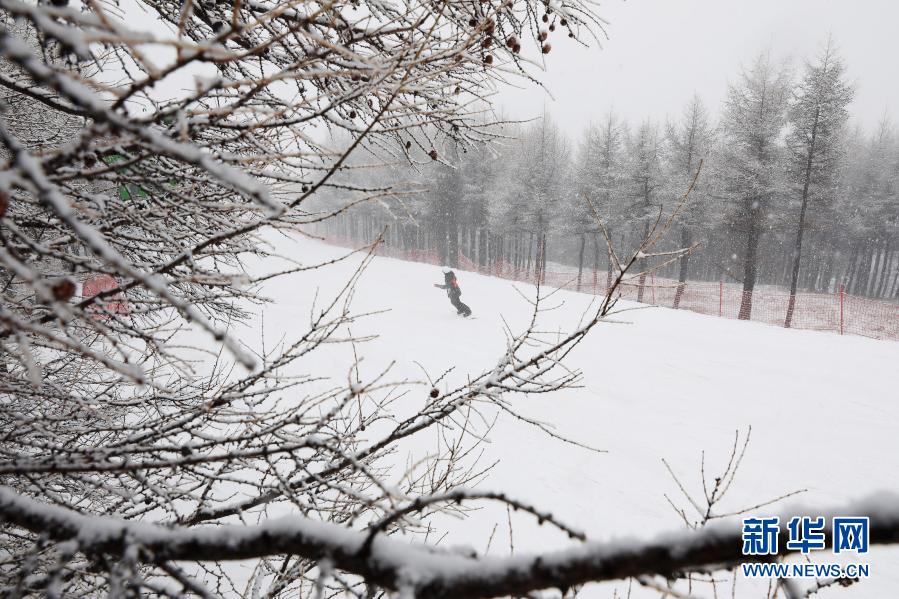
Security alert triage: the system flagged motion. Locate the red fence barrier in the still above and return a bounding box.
[320,235,899,342]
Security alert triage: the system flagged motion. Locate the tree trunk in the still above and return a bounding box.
[844,245,858,293]
[738,200,762,320]
[854,248,872,296]
[539,233,547,285]
[882,249,893,298]
[447,216,459,268]
[478,228,487,268]
[785,117,818,328]
[673,226,691,309]
[435,217,447,266]
[525,233,534,280]
[576,233,586,291]
[636,223,649,303]
[604,231,613,292]
[873,243,889,298]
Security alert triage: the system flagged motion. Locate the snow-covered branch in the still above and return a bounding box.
[2,486,898,598]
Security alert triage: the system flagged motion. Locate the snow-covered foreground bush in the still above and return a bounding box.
[0,0,620,592]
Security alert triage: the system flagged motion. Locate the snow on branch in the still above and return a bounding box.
[2,486,898,598]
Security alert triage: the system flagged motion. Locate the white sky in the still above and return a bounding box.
[496,0,899,136]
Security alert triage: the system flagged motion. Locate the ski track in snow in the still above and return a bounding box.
[206,232,899,597]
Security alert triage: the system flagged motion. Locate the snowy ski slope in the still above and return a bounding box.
[228,233,899,597]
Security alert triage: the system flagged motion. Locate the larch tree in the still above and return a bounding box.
[784,37,853,327]
[490,117,569,280]
[567,113,626,291]
[521,116,571,281]
[720,53,791,319]
[592,112,627,288]
[664,95,714,308]
[457,134,496,267]
[431,140,465,267]
[623,120,662,302]
[569,123,601,290]
[485,123,529,269]
[840,117,899,297]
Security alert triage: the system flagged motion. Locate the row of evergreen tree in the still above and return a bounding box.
[319,40,898,317]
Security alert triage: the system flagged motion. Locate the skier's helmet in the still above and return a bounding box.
[441,265,451,273]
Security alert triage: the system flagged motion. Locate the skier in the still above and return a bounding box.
[434,268,472,316]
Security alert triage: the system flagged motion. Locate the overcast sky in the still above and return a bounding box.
[497,0,899,137]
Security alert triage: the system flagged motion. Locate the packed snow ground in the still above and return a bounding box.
[228,232,899,597]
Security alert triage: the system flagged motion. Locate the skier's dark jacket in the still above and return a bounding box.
[434,270,471,316]
[436,271,462,299]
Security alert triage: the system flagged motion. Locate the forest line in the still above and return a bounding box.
[322,43,899,319]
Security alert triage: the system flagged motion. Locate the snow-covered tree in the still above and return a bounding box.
[663,96,715,306]
[487,117,570,279]
[568,112,626,289]
[566,124,600,287]
[784,37,854,326]
[837,117,899,297]
[430,141,466,267]
[458,138,497,266]
[720,53,791,318]
[623,120,662,300]
[522,116,571,279]
[0,0,632,595]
